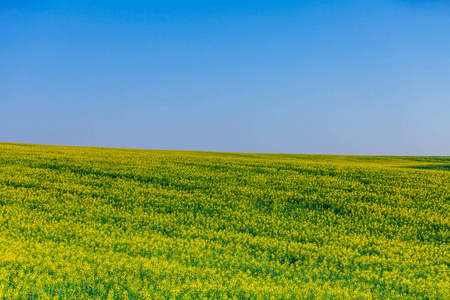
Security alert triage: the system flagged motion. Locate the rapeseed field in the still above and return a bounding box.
[0,142,449,299]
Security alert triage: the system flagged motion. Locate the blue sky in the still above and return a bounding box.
[1,0,450,155]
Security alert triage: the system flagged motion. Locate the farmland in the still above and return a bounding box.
[0,142,449,299]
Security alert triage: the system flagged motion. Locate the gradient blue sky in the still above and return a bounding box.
[1,0,449,155]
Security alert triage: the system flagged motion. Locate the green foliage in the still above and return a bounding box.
[0,142,449,299]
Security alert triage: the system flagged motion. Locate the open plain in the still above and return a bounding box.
[0,142,449,299]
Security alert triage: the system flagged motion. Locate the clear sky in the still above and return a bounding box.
[1,0,449,155]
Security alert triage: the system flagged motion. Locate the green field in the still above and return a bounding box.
[1,142,449,299]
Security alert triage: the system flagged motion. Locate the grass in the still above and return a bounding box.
[0,142,449,299]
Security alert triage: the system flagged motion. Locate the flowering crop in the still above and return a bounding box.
[0,142,449,299]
